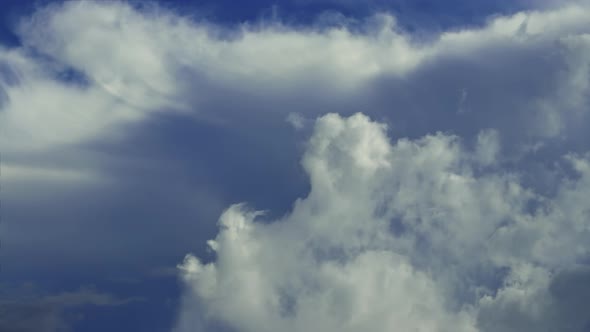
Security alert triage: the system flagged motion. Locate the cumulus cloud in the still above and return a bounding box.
[176,113,590,332]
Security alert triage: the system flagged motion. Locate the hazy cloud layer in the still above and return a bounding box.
[0,286,142,332]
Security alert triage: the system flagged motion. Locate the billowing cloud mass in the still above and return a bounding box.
[176,113,590,332]
[2,0,590,331]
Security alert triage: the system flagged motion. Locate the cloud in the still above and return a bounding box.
[2,163,100,183]
[0,285,143,332]
[176,113,590,332]
[0,46,139,151]
[286,112,306,130]
[474,129,500,166]
[4,0,590,175]
[2,2,590,330]
[477,266,590,332]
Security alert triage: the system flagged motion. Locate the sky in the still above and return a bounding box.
[2,0,590,331]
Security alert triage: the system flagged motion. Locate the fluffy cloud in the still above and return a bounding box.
[176,113,590,332]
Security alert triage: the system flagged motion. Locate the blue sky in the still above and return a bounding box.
[2,1,590,331]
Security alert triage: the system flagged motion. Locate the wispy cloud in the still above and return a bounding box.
[0,285,143,332]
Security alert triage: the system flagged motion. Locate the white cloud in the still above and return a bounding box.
[4,1,590,152]
[176,114,480,332]
[177,113,590,332]
[0,46,142,151]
